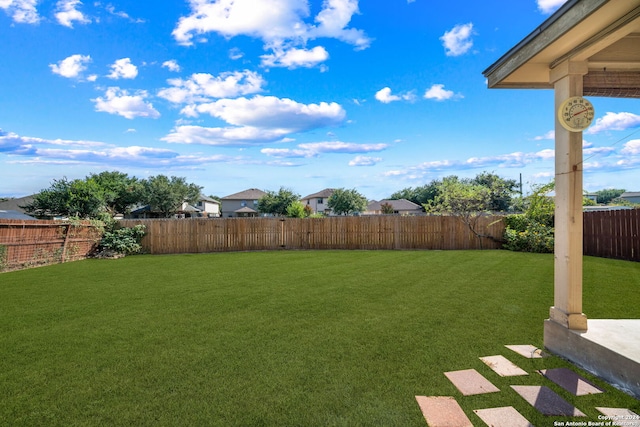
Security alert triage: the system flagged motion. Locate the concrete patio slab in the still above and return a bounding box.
[544,319,640,398]
[511,385,586,416]
[444,369,500,396]
[473,406,534,427]
[415,396,472,427]
[480,355,528,377]
[505,344,546,358]
[538,367,604,396]
[595,408,640,427]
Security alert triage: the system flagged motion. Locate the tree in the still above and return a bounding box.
[327,188,367,215]
[257,187,300,216]
[23,177,105,219]
[389,181,440,206]
[380,202,394,214]
[503,181,555,253]
[595,188,626,205]
[424,176,491,247]
[141,175,202,218]
[471,172,518,211]
[286,201,306,218]
[89,171,142,215]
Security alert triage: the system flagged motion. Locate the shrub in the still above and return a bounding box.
[99,224,146,255]
[503,215,554,253]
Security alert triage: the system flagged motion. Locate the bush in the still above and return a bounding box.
[503,215,554,253]
[99,224,146,255]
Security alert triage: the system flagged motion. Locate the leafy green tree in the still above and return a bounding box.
[257,187,300,216]
[89,171,143,215]
[23,177,105,219]
[389,181,440,206]
[327,188,367,215]
[471,172,518,211]
[424,176,491,247]
[380,202,394,214]
[141,175,202,218]
[595,188,625,205]
[503,181,555,253]
[286,201,306,218]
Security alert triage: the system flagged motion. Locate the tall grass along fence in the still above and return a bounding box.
[118,215,506,254]
[0,219,102,272]
[584,208,640,262]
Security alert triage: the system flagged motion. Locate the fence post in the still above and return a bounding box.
[61,223,71,263]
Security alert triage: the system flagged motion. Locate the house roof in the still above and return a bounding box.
[620,191,640,197]
[302,188,335,199]
[367,199,421,211]
[234,206,258,213]
[199,195,220,204]
[483,0,640,98]
[0,210,37,220]
[222,188,267,200]
[0,195,34,213]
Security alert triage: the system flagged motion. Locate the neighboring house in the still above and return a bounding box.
[127,195,221,219]
[364,199,423,215]
[301,188,335,215]
[583,205,633,212]
[0,195,35,215]
[195,196,221,217]
[619,192,640,204]
[0,210,37,220]
[221,188,267,218]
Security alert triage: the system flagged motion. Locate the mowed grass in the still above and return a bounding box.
[1,250,638,426]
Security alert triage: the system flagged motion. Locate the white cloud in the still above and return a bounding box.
[621,139,640,156]
[424,84,459,101]
[298,141,387,154]
[262,141,387,158]
[105,4,144,23]
[349,155,381,166]
[586,112,640,134]
[440,23,474,57]
[158,70,265,104]
[185,95,346,133]
[49,54,92,79]
[0,0,39,24]
[375,87,400,103]
[261,46,329,69]
[92,87,160,119]
[533,130,555,141]
[384,149,558,179]
[107,58,138,79]
[172,0,310,46]
[0,129,242,168]
[172,0,370,68]
[374,87,415,103]
[162,125,290,146]
[55,0,90,28]
[309,0,370,50]
[229,47,244,60]
[162,60,181,72]
[537,0,567,14]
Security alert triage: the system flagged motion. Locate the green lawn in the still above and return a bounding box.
[1,250,638,426]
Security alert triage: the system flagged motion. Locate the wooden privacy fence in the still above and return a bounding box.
[584,209,640,262]
[0,220,102,272]
[118,215,506,254]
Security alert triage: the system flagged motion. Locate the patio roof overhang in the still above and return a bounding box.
[483,0,640,399]
[483,0,640,98]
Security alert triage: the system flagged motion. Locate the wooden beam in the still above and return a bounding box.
[549,61,588,331]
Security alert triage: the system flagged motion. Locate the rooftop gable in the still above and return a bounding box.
[221,188,267,200]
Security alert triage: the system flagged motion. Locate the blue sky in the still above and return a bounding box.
[1,0,639,200]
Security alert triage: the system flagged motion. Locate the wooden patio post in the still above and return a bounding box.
[549,60,588,331]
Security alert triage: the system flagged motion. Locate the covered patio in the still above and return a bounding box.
[483,0,640,397]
